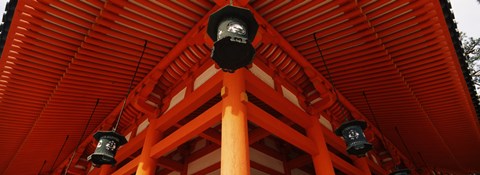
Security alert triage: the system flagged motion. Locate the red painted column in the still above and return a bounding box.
[220,69,250,175]
[136,121,162,175]
[307,116,336,175]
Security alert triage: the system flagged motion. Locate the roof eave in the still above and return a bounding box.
[0,0,17,57]
[439,0,480,120]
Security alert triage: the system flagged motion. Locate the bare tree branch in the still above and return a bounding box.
[462,33,480,99]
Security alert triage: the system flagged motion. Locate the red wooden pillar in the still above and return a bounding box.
[99,165,114,175]
[307,116,335,175]
[136,121,162,175]
[220,69,250,175]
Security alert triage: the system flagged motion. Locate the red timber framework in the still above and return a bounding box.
[0,0,479,175]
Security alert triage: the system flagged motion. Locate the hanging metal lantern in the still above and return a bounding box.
[334,120,372,157]
[87,131,127,166]
[207,5,259,72]
[389,168,411,175]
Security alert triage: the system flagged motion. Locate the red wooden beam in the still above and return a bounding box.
[245,71,312,128]
[246,102,317,155]
[248,127,272,145]
[286,154,311,169]
[173,123,221,145]
[66,167,86,175]
[156,169,174,175]
[192,162,220,175]
[153,72,222,131]
[157,157,184,172]
[367,158,388,175]
[251,161,283,175]
[111,156,139,175]
[200,128,222,145]
[248,116,296,145]
[186,143,220,164]
[250,142,284,161]
[329,152,363,175]
[115,131,147,163]
[150,103,222,158]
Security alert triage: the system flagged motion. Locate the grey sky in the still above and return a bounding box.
[0,0,6,23]
[450,0,480,38]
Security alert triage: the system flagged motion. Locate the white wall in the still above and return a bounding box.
[186,147,289,174]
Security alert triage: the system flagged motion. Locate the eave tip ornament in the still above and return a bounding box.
[87,131,127,166]
[334,120,372,157]
[207,5,259,73]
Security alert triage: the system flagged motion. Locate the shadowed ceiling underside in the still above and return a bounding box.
[0,0,479,174]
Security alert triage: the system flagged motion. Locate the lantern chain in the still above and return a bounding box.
[313,33,349,121]
[79,99,100,148]
[64,99,100,175]
[49,135,69,173]
[37,160,47,175]
[362,91,388,144]
[395,126,417,167]
[113,40,148,132]
[365,91,415,170]
[418,151,428,168]
[313,33,334,88]
[362,91,404,166]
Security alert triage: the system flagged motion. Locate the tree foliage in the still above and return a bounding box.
[462,33,480,89]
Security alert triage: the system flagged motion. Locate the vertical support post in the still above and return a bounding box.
[307,116,335,175]
[99,165,114,175]
[220,69,250,175]
[354,157,372,175]
[136,121,162,175]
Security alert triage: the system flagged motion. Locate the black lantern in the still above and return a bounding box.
[207,5,259,72]
[334,120,372,157]
[87,131,127,166]
[389,168,411,175]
